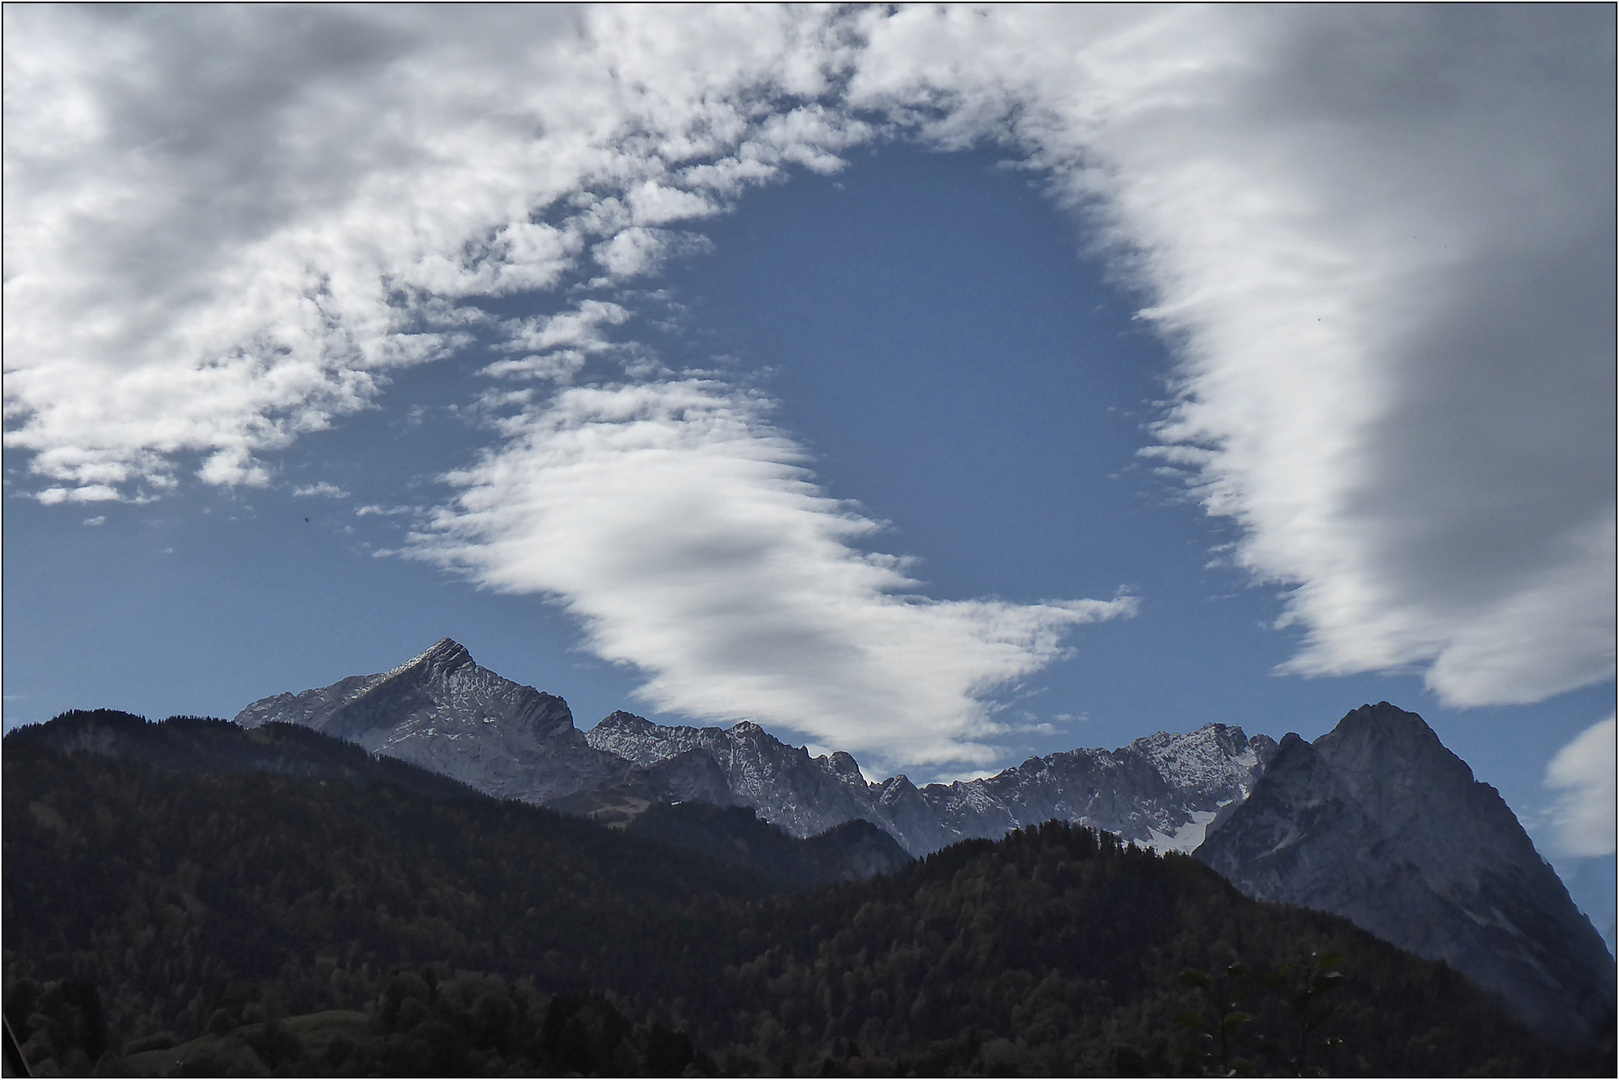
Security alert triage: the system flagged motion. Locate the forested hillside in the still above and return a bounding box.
[4,715,1609,1076]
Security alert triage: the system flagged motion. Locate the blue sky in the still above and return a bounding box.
[3,6,1613,931]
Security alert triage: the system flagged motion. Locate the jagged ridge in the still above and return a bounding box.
[237,640,1279,856]
[586,709,1277,856]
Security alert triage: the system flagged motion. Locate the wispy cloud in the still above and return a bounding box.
[1546,717,1617,857]
[292,482,349,499]
[481,300,632,383]
[413,379,1135,773]
[848,5,1615,708]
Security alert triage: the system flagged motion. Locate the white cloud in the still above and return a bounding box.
[5,4,1610,764]
[481,300,631,382]
[37,485,122,505]
[413,379,1135,773]
[292,482,350,499]
[81,515,105,527]
[1546,716,1618,857]
[3,5,861,496]
[847,5,1615,708]
[591,227,713,281]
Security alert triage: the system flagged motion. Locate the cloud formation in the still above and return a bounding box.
[293,482,349,499]
[847,5,1615,708]
[4,5,1612,764]
[3,4,861,491]
[1546,717,1618,857]
[415,379,1134,771]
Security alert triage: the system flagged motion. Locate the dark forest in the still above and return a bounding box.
[4,713,1609,1076]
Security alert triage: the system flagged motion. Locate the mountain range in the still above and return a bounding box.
[12,717,1596,1077]
[233,638,1614,1046]
[237,638,1278,858]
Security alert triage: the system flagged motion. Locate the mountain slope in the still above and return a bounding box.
[4,708,486,804]
[623,802,913,887]
[1197,702,1616,1046]
[235,638,624,802]
[586,712,885,839]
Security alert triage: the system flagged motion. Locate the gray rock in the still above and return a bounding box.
[587,712,883,841]
[234,638,624,802]
[918,723,1279,853]
[1196,702,1616,1046]
[587,709,1276,857]
[239,641,1277,857]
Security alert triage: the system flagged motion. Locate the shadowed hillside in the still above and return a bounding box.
[5,712,1609,1076]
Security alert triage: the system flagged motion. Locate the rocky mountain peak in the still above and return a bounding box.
[1197,703,1615,1046]
[1125,722,1278,804]
[829,751,863,781]
[1313,701,1470,796]
[401,637,475,680]
[598,710,650,729]
[1317,701,1450,763]
[235,639,621,802]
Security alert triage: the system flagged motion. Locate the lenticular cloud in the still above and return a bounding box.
[414,380,1134,772]
[4,5,1612,756]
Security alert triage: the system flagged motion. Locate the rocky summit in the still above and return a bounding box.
[235,638,624,802]
[1197,701,1616,1046]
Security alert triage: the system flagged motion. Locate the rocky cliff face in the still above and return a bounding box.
[587,709,1276,856]
[586,711,885,838]
[1197,702,1616,1046]
[917,723,1278,854]
[234,639,623,802]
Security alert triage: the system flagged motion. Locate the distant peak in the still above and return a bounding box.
[1352,700,1418,720]
[406,637,474,678]
[829,751,863,779]
[598,710,651,729]
[1334,701,1438,740]
[424,636,469,658]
